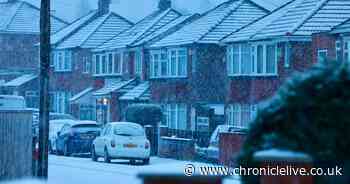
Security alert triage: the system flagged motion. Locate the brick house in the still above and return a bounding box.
[0,0,67,76]
[90,1,198,124]
[221,0,350,130]
[148,0,276,134]
[49,0,133,120]
[311,18,350,64]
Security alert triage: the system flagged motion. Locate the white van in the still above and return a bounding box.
[0,95,26,110]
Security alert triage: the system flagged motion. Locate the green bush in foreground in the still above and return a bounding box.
[239,62,350,184]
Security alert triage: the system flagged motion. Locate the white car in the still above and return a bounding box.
[49,119,77,153]
[91,122,151,165]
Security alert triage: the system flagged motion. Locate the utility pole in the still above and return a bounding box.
[38,0,50,179]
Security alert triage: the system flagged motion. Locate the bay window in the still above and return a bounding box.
[163,104,187,130]
[150,48,188,78]
[53,50,72,72]
[227,43,278,76]
[227,104,257,129]
[83,56,91,73]
[94,52,124,75]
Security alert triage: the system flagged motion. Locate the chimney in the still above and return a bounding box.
[98,0,111,15]
[158,0,171,11]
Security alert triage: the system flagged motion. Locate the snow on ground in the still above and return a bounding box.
[48,155,240,184]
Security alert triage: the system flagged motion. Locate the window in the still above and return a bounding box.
[227,43,277,76]
[227,104,257,129]
[114,53,122,75]
[135,51,142,76]
[317,49,328,63]
[94,52,123,75]
[150,48,188,78]
[80,104,95,120]
[163,104,187,130]
[53,50,72,72]
[344,41,349,63]
[53,91,71,114]
[82,56,91,73]
[25,91,39,108]
[108,53,113,74]
[284,43,291,68]
[336,41,342,61]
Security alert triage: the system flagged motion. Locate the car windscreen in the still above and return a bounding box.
[72,124,100,133]
[114,124,145,137]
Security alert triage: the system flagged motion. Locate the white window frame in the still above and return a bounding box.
[317,49,328,63]
[227,104,257,129]
[227,43,278,77]
[93,52,124,76]
[344,39,350,63]
[150,48,188,79]
[53,91,71,114]
[82,56,90,74]
[53,50,72,72]
[134,51,142,76]
[163,104,187,130]
[335,40,342,61]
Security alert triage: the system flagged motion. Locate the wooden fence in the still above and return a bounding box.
[0,110,33,181]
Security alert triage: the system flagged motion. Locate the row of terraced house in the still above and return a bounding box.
[1,0,350,139]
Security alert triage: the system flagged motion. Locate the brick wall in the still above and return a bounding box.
[227,41,314,104]
[50,48,94,94]
[0,34,39,72]
[312,32,338,63]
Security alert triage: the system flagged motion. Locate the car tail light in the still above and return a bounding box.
[111,140,116,148]
[145,141,150,149]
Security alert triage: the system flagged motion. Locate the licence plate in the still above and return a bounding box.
[80,135,93,139]
[124,143,137,148]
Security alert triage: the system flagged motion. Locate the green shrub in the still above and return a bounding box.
[239,62,350,183]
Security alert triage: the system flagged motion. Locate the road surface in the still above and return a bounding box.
[48,155,240,184]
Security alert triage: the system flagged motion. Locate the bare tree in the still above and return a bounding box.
[38,0,51,179]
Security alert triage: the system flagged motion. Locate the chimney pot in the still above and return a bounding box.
[98,0,111,15]
[158,0,171,11]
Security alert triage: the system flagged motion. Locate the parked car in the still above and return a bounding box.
[196,125,238,162]
[56,121,101,156]
[49,113,76,121]
[49,119,77,154]
[91,122,151,165]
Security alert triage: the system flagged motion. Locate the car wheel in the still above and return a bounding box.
[63,144,70,157]
[104,147,111,163]
[142,158,150,165]
[91,146,98,162]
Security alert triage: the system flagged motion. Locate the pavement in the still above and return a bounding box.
[48,155,240,184]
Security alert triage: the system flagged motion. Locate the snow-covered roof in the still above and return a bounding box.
[131,14,199,47]
[223,0,350,42]
[95,8,182,51]
[251,0,292,11]
[52,11,133,49]
[0,0,67,34]
[119,82,150,101]
[2,74,37,87]
[150,0,269,48]
[93,79,136,96]
[69,87,94,102]
[331,18,350,34]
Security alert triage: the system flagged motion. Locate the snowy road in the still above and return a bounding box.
[48,155,240,184]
